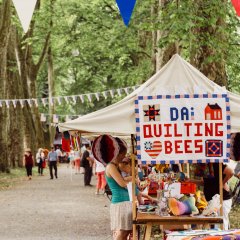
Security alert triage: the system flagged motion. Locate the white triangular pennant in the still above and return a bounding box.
[12,0,37,33]
[102,91,107,99]
[57,97,62,105]
[53,114,59,123]
[109,90,114,98]
[49,98,54,106]
[26,99,32,107]
[5,100,10,108]
[79,95,84,103]
[71,96,77,104]
[41,98,47,107]
[95,93,100,101]
[40,113,46,122]
[124,87,129,95]
[12,100,17,108]
[117,89,122,96]
[64,96,69,103]
[19,99,25,108]
[87,94,92,102]
[33,99,38,107]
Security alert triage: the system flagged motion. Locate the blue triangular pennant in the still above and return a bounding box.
[116,0,136,26]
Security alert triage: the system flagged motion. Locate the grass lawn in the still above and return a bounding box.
[229,176,240,229]
[230,204,240,229]
[0,167,39,190]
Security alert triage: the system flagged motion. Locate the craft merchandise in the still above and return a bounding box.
[201,194,221,216]
[156,189,169,216]
[168,197,199,216]
[194,190,208,212]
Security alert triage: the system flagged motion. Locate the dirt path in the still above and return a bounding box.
[0,165,112,240]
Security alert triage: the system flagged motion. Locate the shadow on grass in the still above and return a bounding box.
[0,167,40,190]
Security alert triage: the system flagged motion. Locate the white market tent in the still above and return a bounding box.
[59,55,236,234]
[59,54,240,134]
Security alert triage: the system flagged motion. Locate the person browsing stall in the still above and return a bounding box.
[119,157,158,205]
[187,163,234,230]
[94,158,106,195]
[81,144,94,186]
[105,137,133,240]
[47,147,58,179]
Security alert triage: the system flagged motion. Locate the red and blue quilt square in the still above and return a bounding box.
[205,140,223,157]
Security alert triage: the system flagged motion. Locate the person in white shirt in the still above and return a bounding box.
[74,150,81,174]
[94,159,106,195]
[55,146,62,162]
[36,148,45,176]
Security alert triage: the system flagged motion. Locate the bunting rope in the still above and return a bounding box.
[0,85,139,108]
[40,113,80,123]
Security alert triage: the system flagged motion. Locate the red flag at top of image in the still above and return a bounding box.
[232,0,240,16]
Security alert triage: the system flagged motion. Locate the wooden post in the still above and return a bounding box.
[131,134,137,240]
[186,163,190,178]
[219,163,223,229]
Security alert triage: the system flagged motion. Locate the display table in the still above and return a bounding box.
[135,212,223,240]
[165,229,240,240]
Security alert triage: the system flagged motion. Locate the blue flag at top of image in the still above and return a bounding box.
[116,0,136,26]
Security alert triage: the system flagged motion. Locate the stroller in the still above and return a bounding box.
[104,183,112,201]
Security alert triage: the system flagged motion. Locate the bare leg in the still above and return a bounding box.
[115,230,131,240]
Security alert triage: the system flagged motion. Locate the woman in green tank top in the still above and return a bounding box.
[105,137,133,240]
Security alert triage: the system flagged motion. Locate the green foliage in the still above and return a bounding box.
[34,0,153,116]
[29,0,240,118]
[148,0,240,89]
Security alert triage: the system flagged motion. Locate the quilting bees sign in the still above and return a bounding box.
[135,94,231,164]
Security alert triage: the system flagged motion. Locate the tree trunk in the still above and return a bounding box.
[48,0,55,145]
[0,0,11,172]
[14,16,51,157]
[6,27,24,168]
[155,0,179,70]
[48,46,55,144]
[190,0,227,86]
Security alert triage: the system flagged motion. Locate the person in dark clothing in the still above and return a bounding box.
[189,163,233,230]
[81,144,94,186]
[203,163,233,202]
[47,147,58,179]
[23,148,34,180]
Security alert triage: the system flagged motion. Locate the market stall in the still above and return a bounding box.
[133,92,230,239]
[59,54,240,240]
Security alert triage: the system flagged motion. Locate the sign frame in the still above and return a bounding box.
[135,94,231,165]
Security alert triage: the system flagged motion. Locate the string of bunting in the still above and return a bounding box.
[40,113,80,123]
[0,85,139,109]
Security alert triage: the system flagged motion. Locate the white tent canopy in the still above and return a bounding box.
[59,54,240,134]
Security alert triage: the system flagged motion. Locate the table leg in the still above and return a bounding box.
[144,223,152,240]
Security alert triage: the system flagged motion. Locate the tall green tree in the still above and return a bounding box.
[155,0,240,86]
[0,0,11,171]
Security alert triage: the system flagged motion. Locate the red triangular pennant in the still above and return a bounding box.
[232,0,240,16]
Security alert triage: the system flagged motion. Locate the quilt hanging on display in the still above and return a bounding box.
[135,94,231,164]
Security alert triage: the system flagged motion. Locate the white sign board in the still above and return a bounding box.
[135,94,231,164]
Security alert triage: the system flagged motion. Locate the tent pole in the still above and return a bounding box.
[131,134,137,240]
[219,163,223,230]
